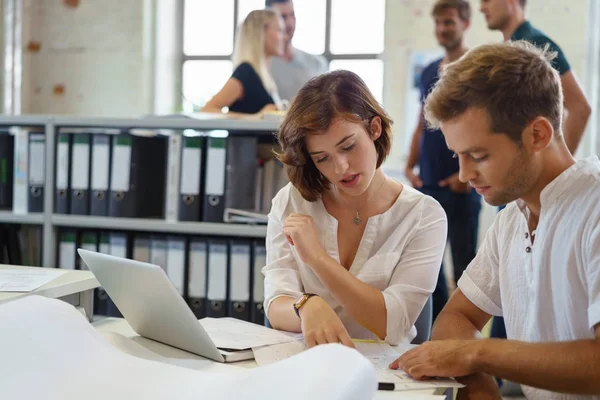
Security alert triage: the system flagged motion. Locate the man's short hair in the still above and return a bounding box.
[276,70,394,202]
[431,0,471,22]
[424,40,563,143]
[265,0,290,7]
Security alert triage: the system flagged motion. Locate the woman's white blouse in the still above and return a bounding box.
[262,183,447,345]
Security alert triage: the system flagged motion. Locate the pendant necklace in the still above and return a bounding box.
[336,176,387,225]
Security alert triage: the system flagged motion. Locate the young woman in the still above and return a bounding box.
[202,9,285,117]
[263,70,448,347]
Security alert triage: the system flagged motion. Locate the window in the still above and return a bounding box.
[182,0,386,112]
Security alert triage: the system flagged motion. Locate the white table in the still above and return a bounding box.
[93,318,447,399]
[0,265,99,321]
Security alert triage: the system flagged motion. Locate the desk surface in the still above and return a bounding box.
[0,265,99,303]
[93,318,443,399]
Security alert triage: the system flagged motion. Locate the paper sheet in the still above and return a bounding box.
[0,269,66,292]
[253,340,463,391]
[1,296,377,400]
[199,317,302,350]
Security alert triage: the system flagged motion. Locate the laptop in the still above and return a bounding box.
[78,248,253,363]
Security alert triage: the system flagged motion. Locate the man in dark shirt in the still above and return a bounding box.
[480,0,591,154]
[405,0,482,321]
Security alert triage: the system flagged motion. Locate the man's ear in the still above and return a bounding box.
[370,116,382,141]
[525,116,554,152]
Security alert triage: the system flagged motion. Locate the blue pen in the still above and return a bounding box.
[377,382,395,391]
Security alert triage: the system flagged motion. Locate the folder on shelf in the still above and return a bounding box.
[165,133,182,222]
[228,239,251,321]
[187,238,207,319]
[58,230,76,270]
[28,133,45,213]
[78,231,98,270]
[90,134,112,216]
[224,137,258,218]
[207,239,228,318]
[17,225,42,266]
[106,232,128,317]
[108,133,168,219]
[150,235,168,271]
[132,234,151,263]
[202,137,227,223]
[93,233,111,316]
[178,136,204,222]
[0,132,14,210]
[0,224,23,265]
[11,127,29,214]
[70,133,91,215]
[252,241,267,325]
[167,236,186,296]
[55,133,71,214]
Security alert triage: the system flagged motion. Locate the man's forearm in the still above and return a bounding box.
[472,338,600,395]
[564,105,591,155]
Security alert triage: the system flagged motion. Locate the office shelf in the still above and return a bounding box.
[0,211,45,224]
[51,215,268,238]
[0,115,51,127]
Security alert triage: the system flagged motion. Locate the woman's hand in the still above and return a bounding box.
[283,213,327,266]
[299,296,355,349]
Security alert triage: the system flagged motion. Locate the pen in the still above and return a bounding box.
[378,382,395,391]
[352,338,385,344]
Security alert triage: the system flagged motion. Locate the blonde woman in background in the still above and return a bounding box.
[202,9,285,116]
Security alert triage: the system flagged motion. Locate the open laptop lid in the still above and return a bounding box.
[77,248,225,362]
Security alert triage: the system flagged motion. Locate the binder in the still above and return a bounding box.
[133,234,151,263]
[106,232,128,317]
[224,137,258,214]
[90,134,111,216]
[187,238,207,319]
[55,133,71,214]
[207,239,228,318]
[70,134,91,215]
[28,133,45,213]
[58,230,76,270]
[178,136,204,221]
[150,236,168,271]
[202,137,227,222]
[166,236,186,296]
[251,241,267,325]
[108,134,167,218]
[0,133,14,209]
[78,231,98,270]
[93,233,111,317]
[228,239,251,321]
[165,134,182,222]
[11,127,29,214]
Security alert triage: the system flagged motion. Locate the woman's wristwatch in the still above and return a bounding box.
[293,293,318,318]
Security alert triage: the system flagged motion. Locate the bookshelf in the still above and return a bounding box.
[0,115,280,267]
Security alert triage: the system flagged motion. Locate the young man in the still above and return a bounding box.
[390,41,600,400]
[480,0,591,155]
[265,0,328,102]
[405,0,481,320]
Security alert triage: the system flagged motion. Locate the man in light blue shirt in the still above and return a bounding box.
[266,0,328,102]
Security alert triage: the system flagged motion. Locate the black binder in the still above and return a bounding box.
[178,136,204,221]
[0,133,14,210]
[202,137,227,222]
[54,133,71,214]
[28,133,45,213]
[70,134,91,215]
[90,134,112,216]
[207,239,228,318]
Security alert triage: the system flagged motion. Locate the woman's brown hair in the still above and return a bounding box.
[276,70,393,202]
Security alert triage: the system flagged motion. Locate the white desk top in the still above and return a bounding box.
[93,318,444,399]
[0,265,99,304]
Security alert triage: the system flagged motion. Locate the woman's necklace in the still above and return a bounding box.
[335,176,387,225]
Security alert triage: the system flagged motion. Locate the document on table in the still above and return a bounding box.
[199,317,303,350]
[0,269,67,292]
[253,340,463,391]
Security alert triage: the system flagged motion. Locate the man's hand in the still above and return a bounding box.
[389,340,479,379]
[439,172,471,194]
[405,168,423,189]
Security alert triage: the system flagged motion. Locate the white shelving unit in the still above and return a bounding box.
[0,115,280,266]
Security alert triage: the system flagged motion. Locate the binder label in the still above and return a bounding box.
[72,140,90,190]
[91,136,110,191]
[230,244,250,302]
[111,138,132,192]
[109,234,128,258]
[29,135,45,185]
[208,243,227,301]
[56,135,70,189]
[253,245,267,302]
[167,239,186,295]
[59,232,76,270]
[189,241,207,298]
[181,145,201,195]
[205,138,226,196]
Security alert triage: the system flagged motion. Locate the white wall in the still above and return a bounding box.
[20,0,154,117]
